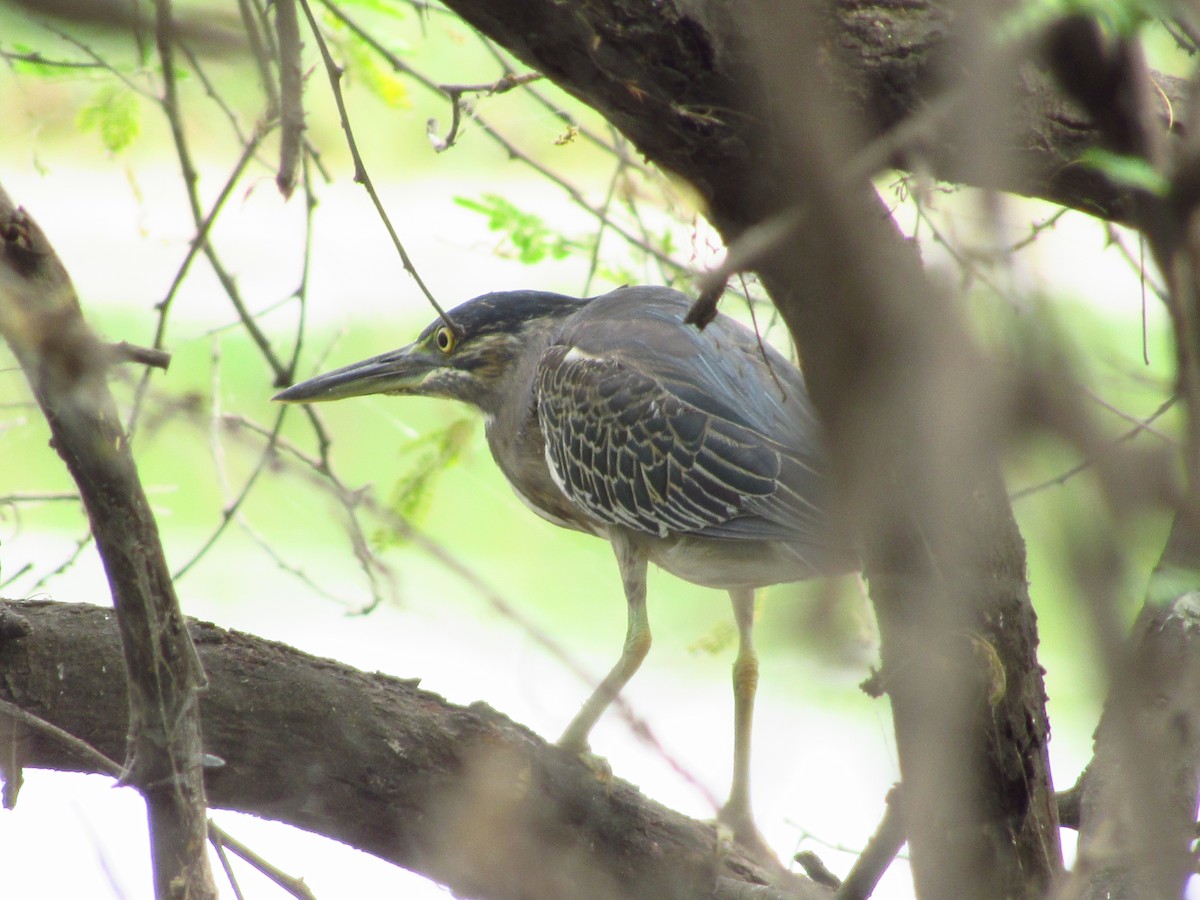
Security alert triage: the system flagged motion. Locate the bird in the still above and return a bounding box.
[274,284,856,853]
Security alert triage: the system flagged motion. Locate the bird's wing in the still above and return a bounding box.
[535,291,831,545]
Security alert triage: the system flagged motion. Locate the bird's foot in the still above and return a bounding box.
[716,802,782,872]
[557,738,613,789]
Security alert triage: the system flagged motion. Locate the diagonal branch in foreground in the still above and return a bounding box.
[0,187,215,898]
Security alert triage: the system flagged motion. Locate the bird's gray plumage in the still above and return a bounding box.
[274,283,856,855]
[535,288,829,555]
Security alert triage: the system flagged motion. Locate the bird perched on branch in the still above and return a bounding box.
[275,285,856,852]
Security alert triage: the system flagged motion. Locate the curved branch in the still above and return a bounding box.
[0,183,214,897]
[0,599,830,900]
[439,0,1182,228]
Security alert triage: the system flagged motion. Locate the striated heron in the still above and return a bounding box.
[275,285,856,850]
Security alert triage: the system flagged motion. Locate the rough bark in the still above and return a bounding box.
[439,0,1181,228]
[1067,594,1200,899]
[0,599,829,900]
[0,187,215,898]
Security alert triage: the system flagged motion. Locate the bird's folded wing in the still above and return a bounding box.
[536,343,823,542]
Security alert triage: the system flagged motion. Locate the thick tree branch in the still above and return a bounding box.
[1065,586,1200,899]
[439,0,1182,229]
[0,599,829,900]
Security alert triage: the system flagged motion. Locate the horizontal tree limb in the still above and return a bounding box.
[0,598,831,900]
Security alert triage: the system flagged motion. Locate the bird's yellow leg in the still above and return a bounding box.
[557,538,651,754]
[719,587,768,853]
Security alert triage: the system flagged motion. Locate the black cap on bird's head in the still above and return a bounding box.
[273,290,586,413]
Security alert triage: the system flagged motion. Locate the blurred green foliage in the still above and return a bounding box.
[455,193,591,264]
[373,416,474,541]
[1081,149,1171,196]
[77,83,141,153]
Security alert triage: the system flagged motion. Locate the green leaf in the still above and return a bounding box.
[454,193,587,266]
[77,85,141,153]
[1080,149,1169,196]
[996,0,1158,51]
[337,0,410,19]
[372,418,475,548]
[344,37,411,108]
[1058,0,1160,36]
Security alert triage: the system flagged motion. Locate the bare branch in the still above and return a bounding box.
[106,341,171,370]
[207,821,318,900]
[0,185,215,897]
[274,0,304,197]
[295,0,449,323]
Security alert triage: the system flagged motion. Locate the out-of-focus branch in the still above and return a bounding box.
[1059,562,1200,899]
[0,188,215,897]
[0,598,830,900]
[4,0,247,53]
[296,0,449,322]
[274,0,304,197]
[1041,16,1200,900]
[834,787,907,900]
[106,340,171,370]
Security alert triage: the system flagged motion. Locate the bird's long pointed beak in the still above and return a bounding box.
[273,343,431,403]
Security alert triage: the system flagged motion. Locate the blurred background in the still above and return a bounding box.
[0,1,1188,896]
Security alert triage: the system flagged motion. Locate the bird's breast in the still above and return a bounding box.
[485,414,603,537]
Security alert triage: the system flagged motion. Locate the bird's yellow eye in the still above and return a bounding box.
[434,326,457,354]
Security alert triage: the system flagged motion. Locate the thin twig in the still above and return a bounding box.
[580,154,625,296]
[286,152,318,374]
[835,787,906,900]
[274,0,304,197]
[0,562,32,589]
[129,126,267,431]
[0,698,124,778]
[173,401,288,582]
[296,0,449,323]
[429,72,543,151]
[475,36,638,164]
[239,518,352,606]
[437,71,542,95]
[208,820,318,900]
[225,414,391,610]
[0,492,81,504]
[149,27,289,385]
[237,0,279,116]
[107,341,171,370]
[43,26,159,100]
[210,836,246,900]
[316,0,686,276]
[28,531,93,593]
[0,49,105,69]
[1010,394,1178,501]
